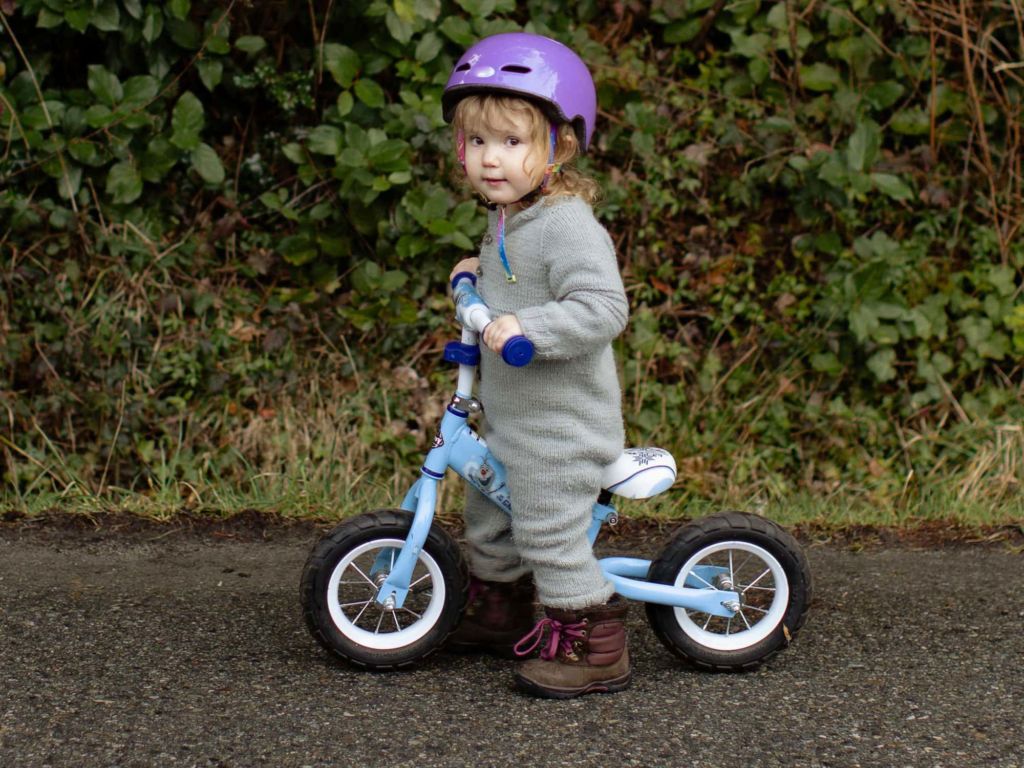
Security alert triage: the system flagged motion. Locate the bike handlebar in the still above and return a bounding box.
[451,273,534,367]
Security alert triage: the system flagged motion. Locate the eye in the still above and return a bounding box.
[506,137,521,146]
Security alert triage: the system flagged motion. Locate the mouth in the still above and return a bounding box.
[483,178,506,185]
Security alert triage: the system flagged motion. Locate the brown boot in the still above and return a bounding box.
[513,598,631,699]
[447,574,536,658]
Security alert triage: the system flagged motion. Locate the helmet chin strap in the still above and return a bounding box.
[457,125,561,283]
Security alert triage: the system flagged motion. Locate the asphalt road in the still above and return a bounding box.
[1,522,1022,768]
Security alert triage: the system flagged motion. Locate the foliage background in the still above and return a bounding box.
[1,0,1022,521]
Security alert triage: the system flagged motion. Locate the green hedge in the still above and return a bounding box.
[1,0,1022,512]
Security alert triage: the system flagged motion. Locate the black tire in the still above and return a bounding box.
[300,509,468,670]
[645,511,812,672]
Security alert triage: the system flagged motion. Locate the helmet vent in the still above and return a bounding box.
[455,63,471,72]
[500,65,532,74]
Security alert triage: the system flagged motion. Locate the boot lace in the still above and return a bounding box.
[513,617,587,661]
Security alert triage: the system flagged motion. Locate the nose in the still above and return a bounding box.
[481,142,499,166]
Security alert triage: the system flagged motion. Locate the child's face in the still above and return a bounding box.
[462,110,543,206]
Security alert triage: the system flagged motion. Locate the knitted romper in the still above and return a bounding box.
[463,195,628,610]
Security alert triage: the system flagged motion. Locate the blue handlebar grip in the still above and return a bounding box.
[450,271,478,290]
[501,336,534,367]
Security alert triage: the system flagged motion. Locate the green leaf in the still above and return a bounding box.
[732,32,771,59]
[87,65,123,107]
[811,352,843,375]
[190,143,225,184]
[142,6,164,42]
[308,125,343,156]
[65,8,91,32]
[168,0,191,20]
[92,0,121,31]
[665,19,701,44]
[847,120,881,172]
[385,9,414,44]
[197,60,223,91]
[122,75,159,108]
[123,0,144,19]
[864,81,904,110]
[167,18,201,49]
[56,165,82,200]
[141,136,178,182]
[866,348,897,382]
[36,9,64,28]
[235,35,267,54]
[891,109,929,136]
[355,79,386,108]
[282,143,306,164]
[871,173,913,201]
[988,265,1016,297]
[170,91,204,150]
[799,63,841,92]
[414,0,442,21]
[380,270,408,292]
[367,139,409,171]
[106,161,143,204]
[278,234,318,266]
[323,44,360,88]
[439,16,474,45]
[67,139,98,164]
[394,0,416,22]
[337,91,354,117]
[415,32,443,62]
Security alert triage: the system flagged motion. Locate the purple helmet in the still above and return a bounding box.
[442,32,598,152]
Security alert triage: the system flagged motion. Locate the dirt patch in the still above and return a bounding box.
[2,508,1022,550]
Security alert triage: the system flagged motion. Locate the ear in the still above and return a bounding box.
[456,129,466,169]
[555,124,579,164]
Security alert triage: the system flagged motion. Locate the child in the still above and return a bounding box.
[441,32,631,699]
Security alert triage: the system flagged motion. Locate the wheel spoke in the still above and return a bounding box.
[744,604,769,615]
[391,611,402,632]
[340,599,374,609]
[702,613,713,631]
[734,552,753,574]
[352,599,372,626]
[350,563,378,589]
[401,607,423,620]
[738,609,752,629]
[742,567,772,593]
[373,609,386,635]
[689,570,717,590]
[409,572,431,589]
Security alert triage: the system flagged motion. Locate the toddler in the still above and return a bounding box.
[442,32,630,699]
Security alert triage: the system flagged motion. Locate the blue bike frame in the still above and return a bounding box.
[372,279,739,619]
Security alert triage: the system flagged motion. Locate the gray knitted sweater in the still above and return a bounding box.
[476,195,628,465]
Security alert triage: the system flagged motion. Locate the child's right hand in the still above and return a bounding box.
[450,257,480,283]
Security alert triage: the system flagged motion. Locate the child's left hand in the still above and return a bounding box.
[483,314,525,355]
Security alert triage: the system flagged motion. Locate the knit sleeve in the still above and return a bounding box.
[514,199,628,360]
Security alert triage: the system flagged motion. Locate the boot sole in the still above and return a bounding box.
[513,669,632,700]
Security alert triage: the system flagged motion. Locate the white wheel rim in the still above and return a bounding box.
[672,540,789,651]
[326,538,446,651]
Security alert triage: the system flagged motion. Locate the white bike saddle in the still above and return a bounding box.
[601,448,677,499]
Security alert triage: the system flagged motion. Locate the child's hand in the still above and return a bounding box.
[483,314,525,355]
[449,257,480,283]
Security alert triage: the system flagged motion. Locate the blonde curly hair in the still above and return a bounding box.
[451,94,601,206]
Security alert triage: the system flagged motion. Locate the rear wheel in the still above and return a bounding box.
[300,510,468,670]
[645,511,812,672]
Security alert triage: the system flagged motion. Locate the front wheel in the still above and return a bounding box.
[645,511,812,672]
[300,509,468,670]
